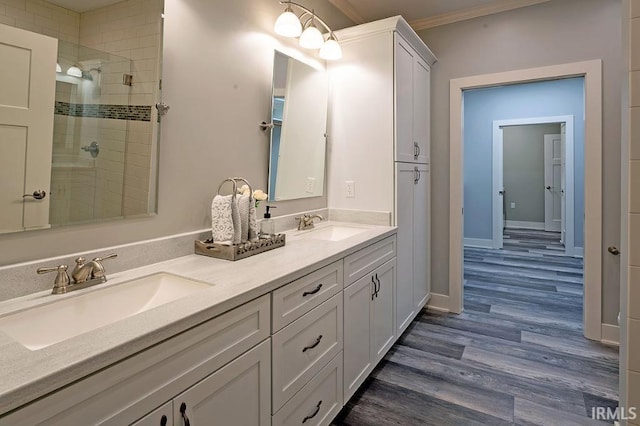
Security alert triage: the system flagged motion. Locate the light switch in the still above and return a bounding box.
[510,202,516,209]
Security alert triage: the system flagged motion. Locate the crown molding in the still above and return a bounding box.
[328,0,366,24]
[409,0,552,31]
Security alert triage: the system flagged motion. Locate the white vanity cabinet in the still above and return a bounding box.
[343,238,397,403]
[328,16,435,339]
[396,163,431,334]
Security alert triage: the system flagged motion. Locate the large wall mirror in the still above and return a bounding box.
[268,51,328,202]
[0,0,163,234]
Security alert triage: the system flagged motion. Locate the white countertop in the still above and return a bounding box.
[0,222,396,415]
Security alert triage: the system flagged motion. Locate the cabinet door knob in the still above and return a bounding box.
[608,246,620,256]
[160,415,168,426]
[302,400,323,423]
[179,402,191,426]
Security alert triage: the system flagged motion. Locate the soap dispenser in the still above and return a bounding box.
[260,205,276,236]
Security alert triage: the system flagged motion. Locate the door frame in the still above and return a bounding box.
[491,115,575,254]
[449,60,602,341]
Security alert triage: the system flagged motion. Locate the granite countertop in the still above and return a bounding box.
[0,221,396,415]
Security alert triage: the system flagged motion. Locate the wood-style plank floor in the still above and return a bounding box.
[334,229,619,425]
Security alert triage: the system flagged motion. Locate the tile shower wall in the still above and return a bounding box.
[79,0,162,217]
[0,0,79,44]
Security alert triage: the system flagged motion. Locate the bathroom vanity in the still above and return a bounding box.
[0,222,399,425]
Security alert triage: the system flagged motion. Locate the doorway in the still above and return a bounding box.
[492,116,576,256]
[448,60,603,341]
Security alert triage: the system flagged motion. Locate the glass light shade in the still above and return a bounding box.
[56,63,62,72]
[299,24,324,49]
[274,9,302,37]
[67,66,82,77]
[319,38,342,60]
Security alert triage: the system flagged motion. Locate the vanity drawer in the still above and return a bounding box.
[272,292,343,412]
[344,235,396,286]
[272,352,343,426]
[272,260,343,332]
[2,295,270,426]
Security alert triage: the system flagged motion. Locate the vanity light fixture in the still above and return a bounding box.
[56,63,62,73]
[274,1,342,60]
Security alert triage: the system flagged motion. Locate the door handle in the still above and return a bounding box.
[546,186,551,190]
[23,190,46,200]
[498,189,505,196]
[608,246,620,256]
[414,142,419,159]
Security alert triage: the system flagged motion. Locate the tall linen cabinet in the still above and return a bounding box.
[328,16,437,336]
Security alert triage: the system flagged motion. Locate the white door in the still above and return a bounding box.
[372,260,396,362]
[395,163,416,334]
[413,57,430,164]
[544,133,562,232]
[395,34,415,163]
[172,340,271,426]
[0,24,56,233]
[413,164,430,309]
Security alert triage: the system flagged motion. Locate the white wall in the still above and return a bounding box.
[417,0,623,325]
[0,0,353,266]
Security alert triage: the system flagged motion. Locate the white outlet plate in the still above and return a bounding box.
[345,180,355,198]
[305,177,315,194]
[510,202,516,209]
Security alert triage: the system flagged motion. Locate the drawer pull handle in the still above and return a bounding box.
[302,335,323,352]
[302,283,323,297]
[160,415,168,426]
[302,400,323,423]
[180,402,191,426]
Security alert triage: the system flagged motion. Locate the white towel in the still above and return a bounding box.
[231,195,241,244]
[248,198,259,241]
[237,195,250,243]
[211,195,235,245]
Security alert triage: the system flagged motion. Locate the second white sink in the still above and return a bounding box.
[0,272,212,351]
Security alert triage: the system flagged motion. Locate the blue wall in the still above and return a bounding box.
[463,77,585,247]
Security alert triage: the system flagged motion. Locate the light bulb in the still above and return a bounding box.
[319,36,342,60]
[67,66,82,77]
[56,63,62,72]
[274,7,302,38]
[299,23,324,49]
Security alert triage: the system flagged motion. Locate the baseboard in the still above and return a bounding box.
[427,293,450,313]
[574,247,584,258]
[463,238,493,248]
[601,324,620,346]
[505,220,545,230]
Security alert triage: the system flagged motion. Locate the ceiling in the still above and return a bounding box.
[327,0,552,30]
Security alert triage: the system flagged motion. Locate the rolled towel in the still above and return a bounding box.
[211,195,235,245]
[248,197,259,241]
[237,194,250,243]
[231,195,242,244]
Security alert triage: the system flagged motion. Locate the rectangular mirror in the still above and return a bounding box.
[268,51,328,202]
[0,0,163,234]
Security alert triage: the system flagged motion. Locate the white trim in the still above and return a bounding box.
[409,0,552,30]
[449,60,603,339]
[427,293,450,313]
[464,238,494,248]
[492,115,575,255]
[505,220,545,230]
[601,324,620,346]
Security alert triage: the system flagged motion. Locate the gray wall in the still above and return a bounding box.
[504,124,560,224]
[0,0,353,266]
[417,0,622,325]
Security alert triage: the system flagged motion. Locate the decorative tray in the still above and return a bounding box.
[194,233,286,261]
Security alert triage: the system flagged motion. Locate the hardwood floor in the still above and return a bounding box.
[334,229,619,425]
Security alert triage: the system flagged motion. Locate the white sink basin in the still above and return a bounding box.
[295,225,367,242]
[0,273,212,351]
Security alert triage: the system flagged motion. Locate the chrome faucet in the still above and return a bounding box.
[295,213,324,230]
[38,253,118,294]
